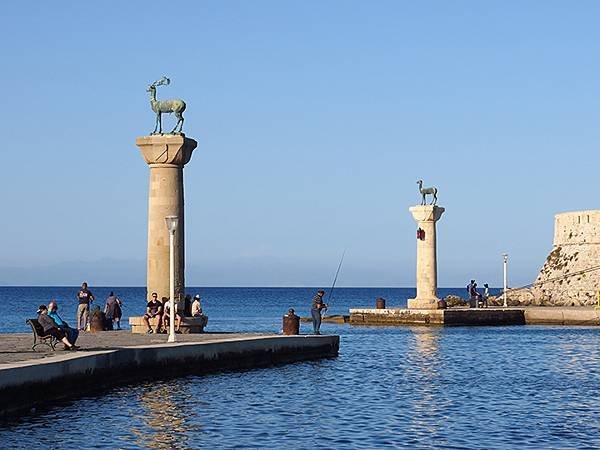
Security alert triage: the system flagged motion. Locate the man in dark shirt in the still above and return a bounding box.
[37,305,78,350]
[310,290,328,335]
[143,292,163,334]
[76,282,95,331]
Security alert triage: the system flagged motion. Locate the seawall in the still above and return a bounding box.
[0,333,339,419]
[349,307,600,326]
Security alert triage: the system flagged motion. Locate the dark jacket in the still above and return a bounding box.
[38,313,59,332]
[105,295,117,319]
[311,294,324,310]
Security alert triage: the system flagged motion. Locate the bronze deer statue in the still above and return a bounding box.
[147,76,186,134]
[417,179,438,205]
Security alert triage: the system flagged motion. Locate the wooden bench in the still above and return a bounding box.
[128,315,208,334]
[26,319,59,351]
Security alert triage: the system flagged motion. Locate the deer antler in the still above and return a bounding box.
[150,76,171,88]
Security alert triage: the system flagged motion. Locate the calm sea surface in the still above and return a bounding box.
[0,286,598,449]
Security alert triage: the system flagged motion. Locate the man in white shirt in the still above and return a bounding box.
[191,294,203,317]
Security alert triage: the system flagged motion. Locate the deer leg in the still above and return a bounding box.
[433,192,437,205]
[171,113,183,133]
[153,114,159,134]
[158,113,163,134]
[171,113,183,134]
[421,194,425,205]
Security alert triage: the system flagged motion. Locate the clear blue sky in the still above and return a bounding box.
[1,1,599,287]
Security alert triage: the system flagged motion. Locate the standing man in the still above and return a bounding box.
[310,290,328,335]
[76,282,94,331]
[467,280,476,301]
[104,291,118,330]
[482,283,490,308]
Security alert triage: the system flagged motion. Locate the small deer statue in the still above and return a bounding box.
[147,76,187,134]
[416,179,438,205]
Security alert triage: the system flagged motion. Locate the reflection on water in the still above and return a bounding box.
[1,326,598,449]
[0,287,598,449]
[412,327,440,360]
[407,329,441,439]
[129,383,192,450]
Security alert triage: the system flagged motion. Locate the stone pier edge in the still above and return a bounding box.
[0,335,339,419]
[348,308,600,326]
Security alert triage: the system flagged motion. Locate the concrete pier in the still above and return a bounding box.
[349,307,600,326]
[136,134,198,301]
[0,332,339,419]
[408,205,445,309]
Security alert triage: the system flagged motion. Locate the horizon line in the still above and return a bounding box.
[0,285,498,289]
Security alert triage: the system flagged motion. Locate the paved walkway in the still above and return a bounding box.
[0,331,268,365]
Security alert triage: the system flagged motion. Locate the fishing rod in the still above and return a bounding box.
[323,249,346,316]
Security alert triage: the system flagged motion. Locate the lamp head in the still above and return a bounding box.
[165,215,179,233]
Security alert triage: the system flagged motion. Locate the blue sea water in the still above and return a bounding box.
[0,286,598,449]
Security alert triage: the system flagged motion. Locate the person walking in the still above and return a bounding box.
[114,296,123,330]
[104,292,118,330]
[310,290,328,335]
[76,282,94,331]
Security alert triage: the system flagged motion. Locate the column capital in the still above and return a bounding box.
[136,134,198,167]
[409,205,445,223]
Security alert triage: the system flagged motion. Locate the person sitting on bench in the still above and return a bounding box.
[37,305,78,351]
[48,300,79,345]
[143,292,163,334]
[163,297,182,333]
[191,294,203,317]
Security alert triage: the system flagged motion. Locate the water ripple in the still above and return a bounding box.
[0,288,599,449]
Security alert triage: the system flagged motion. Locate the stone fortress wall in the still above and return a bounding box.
[507,210,600,306]
[553,210,600,246]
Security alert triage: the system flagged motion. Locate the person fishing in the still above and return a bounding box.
[310,290,328,335]
[311,249,346,334]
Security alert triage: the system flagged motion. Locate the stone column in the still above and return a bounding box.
[136,135,198,301]
[407,205,445,309]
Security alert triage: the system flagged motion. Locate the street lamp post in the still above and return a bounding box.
[165,215,179,343]
[502,253,508,308]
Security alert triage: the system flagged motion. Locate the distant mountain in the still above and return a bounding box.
[0,259,145,286]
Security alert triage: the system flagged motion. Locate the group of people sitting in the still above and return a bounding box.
[143,292,203,334]
[36,301,80,351]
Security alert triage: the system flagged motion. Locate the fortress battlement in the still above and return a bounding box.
[553,210,600,246]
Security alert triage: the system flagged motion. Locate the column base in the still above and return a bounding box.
[407,298,441,310]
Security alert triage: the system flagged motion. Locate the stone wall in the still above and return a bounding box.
[553,210,600,246]
[508,210,600,306]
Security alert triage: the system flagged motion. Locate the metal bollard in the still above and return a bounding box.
[375,297,386,309]
[89,310,105,332]
[282,308,300,335]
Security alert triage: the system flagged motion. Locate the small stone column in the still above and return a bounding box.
[136,134,198,301]
[407,205,445,309]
